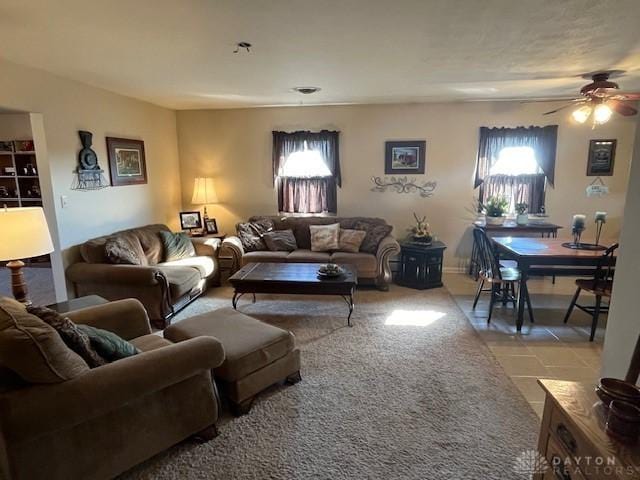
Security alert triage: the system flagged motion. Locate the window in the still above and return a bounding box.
[272,130,340,214]
[280,144,331,178]
[489,147,541,176]
[474,126,558,214]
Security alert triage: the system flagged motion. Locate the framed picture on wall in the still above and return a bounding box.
[106,137,148,186]
[385,140,426,174]
[587,139,616,176]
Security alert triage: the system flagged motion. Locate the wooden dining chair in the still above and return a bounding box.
[472,227,534,324]
[563,243,618,341]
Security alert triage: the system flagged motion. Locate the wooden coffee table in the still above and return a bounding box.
[228,262,358,326]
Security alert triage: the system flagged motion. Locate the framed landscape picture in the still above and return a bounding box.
[586,139,616,176]
[106,137,147,186]
[385,140,426,174]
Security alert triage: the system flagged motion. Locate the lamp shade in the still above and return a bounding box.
[0,207,54,261]
[191,177,218,205]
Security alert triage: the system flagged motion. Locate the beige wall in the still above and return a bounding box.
[0,113,32,140]
[602,117,640,380]
[177,102,636,268]
[0,59,182,298]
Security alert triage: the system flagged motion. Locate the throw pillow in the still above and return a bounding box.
[353,221,393,254]
[27,305,107,368]
[310,223,340,252]
[338,229,367,253]
[236,218,274,252]
[159,231,196,262]
[263,229,298,252]
[105,232,147,265]
[0,297,89,383]
[76,324,139,362]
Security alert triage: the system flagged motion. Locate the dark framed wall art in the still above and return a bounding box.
[106,137,148,186]
[586,139,616,176]
[385,140,426,174]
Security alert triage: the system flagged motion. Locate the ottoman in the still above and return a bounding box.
[164,307,301,415]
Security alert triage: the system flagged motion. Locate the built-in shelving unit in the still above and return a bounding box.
[0,140,49,266]
[0,140,42,208]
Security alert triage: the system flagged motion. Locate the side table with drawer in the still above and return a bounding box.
[395,240,446,290]
[536,379,640,479]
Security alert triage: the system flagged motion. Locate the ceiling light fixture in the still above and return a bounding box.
[292,87,321,95]
[571,105,592,124]
[233,42,252,54]
[593,103,613,125]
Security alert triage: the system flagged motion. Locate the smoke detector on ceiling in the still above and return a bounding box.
[292,86,321,95]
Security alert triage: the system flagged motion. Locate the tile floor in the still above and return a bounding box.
[445,272,604,418]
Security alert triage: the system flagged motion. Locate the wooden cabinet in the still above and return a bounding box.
[536,379,640,479]
[395,241,446,289]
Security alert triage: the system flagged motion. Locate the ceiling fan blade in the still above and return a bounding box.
[543,102,583,115]
[611,92,640,101]
[520,98,577,104]
[608,99,638,116]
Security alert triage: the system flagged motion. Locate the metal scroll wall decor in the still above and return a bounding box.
[71,130,109,190]
[371,176,437,198]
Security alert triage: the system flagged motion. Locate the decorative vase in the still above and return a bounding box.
[516,214,529,226]
[485,215,505,226]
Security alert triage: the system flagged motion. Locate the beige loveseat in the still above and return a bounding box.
[67,224,220,328]
[0,298,222,480]
[221,216,400,290]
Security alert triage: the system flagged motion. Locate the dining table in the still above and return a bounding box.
[491,236,615,332]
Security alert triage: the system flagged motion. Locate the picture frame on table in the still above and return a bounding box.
[204,218,218,234]
[586,139,616,176]
[106,137,148,186]
[385,140,426,174]
[179,211,203,231]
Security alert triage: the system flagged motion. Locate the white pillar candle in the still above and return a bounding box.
[572,214,586,229]
[595,211,607,223]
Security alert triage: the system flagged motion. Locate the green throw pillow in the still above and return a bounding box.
[76,324,139,361]
[159,231,196,262]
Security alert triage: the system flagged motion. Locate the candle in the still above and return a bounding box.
[595,211,607,223]
[572,214,586,230]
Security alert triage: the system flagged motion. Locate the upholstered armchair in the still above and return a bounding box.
[0,299,224,480]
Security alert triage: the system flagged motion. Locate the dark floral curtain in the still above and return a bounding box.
[272,130,340,214]
[474,125,558,188]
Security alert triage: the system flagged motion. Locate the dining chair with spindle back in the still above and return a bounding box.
[564,243,618,341]
[472,227,534,324]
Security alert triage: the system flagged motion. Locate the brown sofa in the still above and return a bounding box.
[67,224,220,328]
[0,299,223,480]
[221,216,400,290]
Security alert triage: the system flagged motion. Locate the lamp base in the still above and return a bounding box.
[6,260,30,305]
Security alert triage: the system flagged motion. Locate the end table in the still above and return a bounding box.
[395,240,446,289]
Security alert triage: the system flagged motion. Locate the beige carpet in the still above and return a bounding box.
[122,285,538,479]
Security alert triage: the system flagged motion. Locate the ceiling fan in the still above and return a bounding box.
[543,71,640,125]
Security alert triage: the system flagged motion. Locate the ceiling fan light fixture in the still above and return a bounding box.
[593,103,613,124]
[571,105,592,123]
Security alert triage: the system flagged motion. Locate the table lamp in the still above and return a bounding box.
[0,207,54,304]
[191,177,218,221]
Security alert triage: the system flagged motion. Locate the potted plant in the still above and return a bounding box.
[515,202,529,225]
[483,196,508,225]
